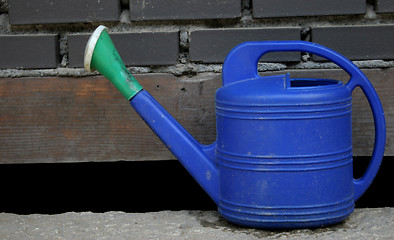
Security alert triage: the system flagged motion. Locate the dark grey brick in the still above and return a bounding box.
[9,0,119,25]
[253,0,365,18]
[189,28,301,63]
[129,0,241,21]
[67,35,90,68]
[0,0,8,13]
[0,34,58,69]
[311,25,394,61]
[68,32,179,68]
[376,0,394,13]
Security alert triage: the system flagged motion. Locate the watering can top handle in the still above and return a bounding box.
[222,41,385,201]
[222,41,362,86]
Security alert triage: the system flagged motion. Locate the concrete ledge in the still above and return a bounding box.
[1,208,393,239]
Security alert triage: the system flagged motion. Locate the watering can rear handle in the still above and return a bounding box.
[223,41,386,201]
[347,71,386,201]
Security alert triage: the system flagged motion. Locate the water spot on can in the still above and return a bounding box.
[206,170,211,180]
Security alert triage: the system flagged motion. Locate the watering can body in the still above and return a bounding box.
[85,26,386,229]
[215,74,354,228]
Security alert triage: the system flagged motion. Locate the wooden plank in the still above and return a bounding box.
[178,73,221,145]
[0,69,393,164]
[0,75,178,163]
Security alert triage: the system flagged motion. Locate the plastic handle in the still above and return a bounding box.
[222,41,386,201]
[347,69,386,201]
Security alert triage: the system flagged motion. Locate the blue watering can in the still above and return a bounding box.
[84,26,386,228]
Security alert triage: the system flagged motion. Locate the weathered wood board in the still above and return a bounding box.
[0,69,392,163]
[0,75,178,163]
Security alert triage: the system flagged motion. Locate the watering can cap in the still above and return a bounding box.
[84,25,108,72]
[216,74,288,105]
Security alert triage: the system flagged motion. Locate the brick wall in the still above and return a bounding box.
[0,0,393,163]
[1,0,393,71]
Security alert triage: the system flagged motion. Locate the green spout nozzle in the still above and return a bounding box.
[84,25,143,100]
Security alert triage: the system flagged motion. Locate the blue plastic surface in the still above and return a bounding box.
[130,41,385,229]
[130,90,220,204]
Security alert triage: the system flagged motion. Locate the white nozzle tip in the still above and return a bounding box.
[84,25,108,72]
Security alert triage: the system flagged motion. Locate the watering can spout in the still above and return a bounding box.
[84,25,219,204]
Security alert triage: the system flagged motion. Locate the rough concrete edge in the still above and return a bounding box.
[0,208,393,240]
[0,60,393,78]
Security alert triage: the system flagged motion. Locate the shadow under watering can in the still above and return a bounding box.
[84,25,386,229]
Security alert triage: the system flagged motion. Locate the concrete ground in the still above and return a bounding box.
[1,208,393,240]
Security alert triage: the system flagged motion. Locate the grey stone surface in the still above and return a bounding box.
[8,0,119,25]
[376,0,394,13]
[189,28,301,63]
[0,34,58,69]
[68,31,179,67]
[1,208,393,239]
[311,25,394,61]
[252,0,366,18]
[129,0,241,21]
[1,60,393,78]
